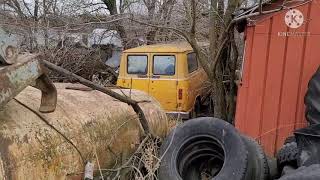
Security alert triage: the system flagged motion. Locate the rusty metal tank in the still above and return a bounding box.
[0,83,169,180]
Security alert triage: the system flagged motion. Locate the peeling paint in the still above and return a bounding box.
[0,89,12,104]
[7,60,40,85]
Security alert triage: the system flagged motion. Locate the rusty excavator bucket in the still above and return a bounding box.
[0,26,57,112]
[0,48,57,113]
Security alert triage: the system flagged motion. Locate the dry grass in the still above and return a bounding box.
[91,117,179,180]
[129,136,162,180]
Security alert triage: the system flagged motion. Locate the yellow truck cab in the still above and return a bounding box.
[117,43,208,118]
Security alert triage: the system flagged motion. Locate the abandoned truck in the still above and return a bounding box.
[117,43,209,119]
[158,1,320,180]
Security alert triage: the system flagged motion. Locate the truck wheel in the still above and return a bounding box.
[284,136,296,144]
[305,67,320,125]
[278,164,320,180]
[159,117,249,180]
[276,142,299,172]
[242,136,270,180]
[191,98,201,118]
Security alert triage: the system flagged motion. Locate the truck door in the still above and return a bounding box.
[149,54,177,111]
[125,54,150,93]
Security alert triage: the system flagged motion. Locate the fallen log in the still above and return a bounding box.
[41,60,151,135]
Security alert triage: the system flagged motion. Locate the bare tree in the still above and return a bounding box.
[0,0,90,50]
[0,0,249,122]
[186,0,242,122]
[143,0,177,44]
[99,0,130,48]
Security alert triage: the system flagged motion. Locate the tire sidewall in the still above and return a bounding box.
[159,117,248,180]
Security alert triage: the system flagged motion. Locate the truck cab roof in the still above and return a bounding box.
[123,42,193,53]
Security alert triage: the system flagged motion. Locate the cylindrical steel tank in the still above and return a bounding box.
[0,83,168,180]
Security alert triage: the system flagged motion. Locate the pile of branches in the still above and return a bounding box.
[41,44,118,85]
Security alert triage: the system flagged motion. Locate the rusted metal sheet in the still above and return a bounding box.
[235,0,320,156]
[0,84,168,180]
[0,54,57,112]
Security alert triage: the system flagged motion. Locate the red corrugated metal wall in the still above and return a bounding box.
[235,0,320,156]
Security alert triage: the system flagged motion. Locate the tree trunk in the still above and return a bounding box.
[144,0,176,44]
[213,62,227,120]
[102,0,129,49]
[209,0,226,119]
[227,32,239,123]
[145,0,157,44]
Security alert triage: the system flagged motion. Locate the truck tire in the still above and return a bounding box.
[276,142,299,171]
[305,67,320,125]
[242,136,270,180]
[191,98,201,118]
[159,117,249,180]
[284,136,296,144]
[278,164,320,180]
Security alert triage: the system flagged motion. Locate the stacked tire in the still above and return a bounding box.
[305,67,320,125]
[276,137,299,174]
[159,117,269,180]
[276,67,320,179]
[278,164,320,180]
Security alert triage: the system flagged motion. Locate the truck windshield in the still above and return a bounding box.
[153,55,176,76]
[127,55,148,75]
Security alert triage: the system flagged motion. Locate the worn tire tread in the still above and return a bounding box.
[242,136,270,180]
[277,142,299,169]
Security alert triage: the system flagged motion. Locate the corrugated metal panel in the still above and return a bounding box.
[235,0,320,156]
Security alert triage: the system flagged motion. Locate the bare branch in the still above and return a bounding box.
[190,0,196,35]
[130,17,190,39]
[233,0,311,22]
[42,60,151,135]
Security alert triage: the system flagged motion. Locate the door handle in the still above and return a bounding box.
[138,75,148,78]
[151,75,160,79]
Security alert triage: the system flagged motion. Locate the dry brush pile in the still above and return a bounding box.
[39,44,118,86]
[96,118,180,180]
[97,136,163,180]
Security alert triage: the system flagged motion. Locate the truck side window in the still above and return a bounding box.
[153,55,176,76]
[127,55,148,75]
[187,53,198,73]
